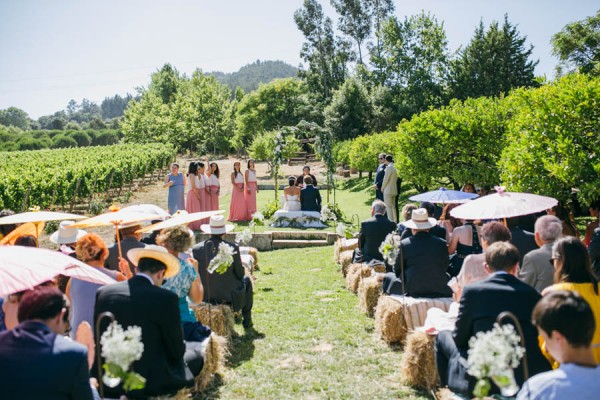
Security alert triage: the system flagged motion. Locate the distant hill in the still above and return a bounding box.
[207,60,299,93]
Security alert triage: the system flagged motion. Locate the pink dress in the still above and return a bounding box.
[245,169,258,219]
[185,175,203,230]
[208,174,220,211]
[199,174,211,225]
[228,173,248,221]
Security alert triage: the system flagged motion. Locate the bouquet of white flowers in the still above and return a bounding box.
[208,242,236,274]
[235,228,253,246]
[250,211,265,227]
[378,233,400,265]
[320,206,337,222]
[467,322,525,398]
[336,222,355,239]
[100,321,146,391]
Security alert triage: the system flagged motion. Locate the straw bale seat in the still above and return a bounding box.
[334,237,358,263]
[358,276,381,317]
[374,295,452,345]
[339,250,354,273]
[400,330,438,390]
[345,264,372,294]
[195,333,228,391]
[193,304,236,341]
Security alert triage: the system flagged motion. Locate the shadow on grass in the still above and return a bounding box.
[340,176,372,192]
[226,329,263,369]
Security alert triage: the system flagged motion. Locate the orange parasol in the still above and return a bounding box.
[0,222,46,245]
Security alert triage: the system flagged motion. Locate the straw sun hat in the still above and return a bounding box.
[402,208,437,230]
[200,215,234,235]
[128,245,180,279]
[49,221,88,245]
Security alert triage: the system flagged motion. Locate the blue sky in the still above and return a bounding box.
[0,0,597,119]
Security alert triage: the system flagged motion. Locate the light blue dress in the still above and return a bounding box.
[162,259,198,323]
[167,173,185,215]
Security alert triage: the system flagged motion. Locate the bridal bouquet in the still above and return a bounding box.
[320,205,337,222]
[467,323,524,398]
[235,228,253,246]
[379,233,400,265]
[208,242,236,274]
[100,321,145,391]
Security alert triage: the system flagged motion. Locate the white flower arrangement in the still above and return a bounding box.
[379,233,400,265]
[235,228,253,246]
[320,205,337,222]
[250,211,265,227]
[467,322,525,398]
[100,321,146,390]
[336,222,354,239]
[208,242,236,274]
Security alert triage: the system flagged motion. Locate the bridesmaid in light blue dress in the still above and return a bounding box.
[164,163,186,214]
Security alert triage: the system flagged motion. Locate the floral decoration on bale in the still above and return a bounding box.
[100,321,146,391]
[379,233,401,265]
[235,228,253,246]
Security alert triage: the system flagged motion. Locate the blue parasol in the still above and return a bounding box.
[408,187,479,204]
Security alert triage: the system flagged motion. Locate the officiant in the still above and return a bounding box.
[295,166,317,188]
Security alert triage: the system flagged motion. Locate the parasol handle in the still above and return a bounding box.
[496,311,529,382]
[95,311,115,399]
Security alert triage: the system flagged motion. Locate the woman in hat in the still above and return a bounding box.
[228,161,249,221]
[163,163,186,215]
[50,220,87,257]
[157,226,210,342]
[66,233,125,338]
[245,159,259,218]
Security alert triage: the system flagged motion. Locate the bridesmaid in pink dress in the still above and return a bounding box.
[208,162,220,211]
[185,162,203,230]
[228,162,248,221]
[245,159,259,219]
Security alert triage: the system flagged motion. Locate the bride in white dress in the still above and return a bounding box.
[283,176,301,211]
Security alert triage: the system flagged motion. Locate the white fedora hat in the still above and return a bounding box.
[402,208,437,230]
[49,221,88,245]
[201,215,234,235]
[128,245,180,279]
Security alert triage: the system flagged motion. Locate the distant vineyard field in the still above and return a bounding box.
[0,143,175,211]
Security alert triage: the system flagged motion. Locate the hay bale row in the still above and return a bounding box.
[193,304,236,342]
[339,250,354,273]
[196,333,228,391]
[358,277,381,317]
[400,331,438,390]
[334,238,359,263]
[346,264,372,293]
[374,295,407,345]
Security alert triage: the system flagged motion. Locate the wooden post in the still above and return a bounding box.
[69,178,82,212]
[21,187,31,212]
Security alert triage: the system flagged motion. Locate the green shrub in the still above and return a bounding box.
[52,135,78,149]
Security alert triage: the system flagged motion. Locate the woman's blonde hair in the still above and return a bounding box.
[75,233,108,262]
[157,225,193,253]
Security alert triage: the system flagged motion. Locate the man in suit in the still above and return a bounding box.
[193,215,255,331]
[295,165,317,188]
[381,208,452,298]
[380,154,398,222]
[105,223,146,272]
[400,202,446,240]
[0,287,95,400]
[518,215,563,292]
[435,242,551,396]
[372,153,386,201]
[507,216,538,265]
[95,246,202,398]
[353,200,397,263]
[300,176,322,212]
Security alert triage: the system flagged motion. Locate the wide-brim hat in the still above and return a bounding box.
[49,220,88,244]
[402,208,437,230]
[201,215,234,235]
[128,245,180,279]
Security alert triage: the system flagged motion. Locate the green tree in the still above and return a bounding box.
[150,63,182,104]
[330,0,371,64]
[324,77,372,140]
[552,10,600,76]
[450,15,538,100]
[0,107,31,130]
[500,73,600,203]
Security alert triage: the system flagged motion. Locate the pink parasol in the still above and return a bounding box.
[450,187,558,220]
[0,246,116,297]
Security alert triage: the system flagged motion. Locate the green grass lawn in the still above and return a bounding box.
[199,246,431,399]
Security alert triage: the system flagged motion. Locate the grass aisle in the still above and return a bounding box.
[203,246,429,399]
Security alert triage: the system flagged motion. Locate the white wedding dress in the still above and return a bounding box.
[284,194,301,211]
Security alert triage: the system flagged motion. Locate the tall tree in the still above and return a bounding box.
[150,63,182,104]
[324,77,372,140]
[364,0,395,79]
[551,10,600,76]
[294,0,350,103]
[0,107,31,130]
[330,0,371,64]
[450,15,538,100]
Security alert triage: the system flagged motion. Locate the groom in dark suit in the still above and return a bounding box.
[300,176,321,212]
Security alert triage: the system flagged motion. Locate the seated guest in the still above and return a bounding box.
[435,242,551,396]
[193,215,255,333]
[439,203,462,240]
[588,227,600,277]
[507,216,538,265]
[283,176,302,211]
[400,202,446,240]
[0,287,94,399]
[300,176,321,212]
[353,200,397,264]
[105,223,146,272]
[95,246,202,398]
[14,234,37,247]
[381,208,452,298]
[295,165,317,188]
[448,218,482,277]
[518,215,562,292]
[158,226,211,343]
[397,203,417,237]
[517,291,600,400]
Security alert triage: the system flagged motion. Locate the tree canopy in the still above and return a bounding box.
[552,10,600,76]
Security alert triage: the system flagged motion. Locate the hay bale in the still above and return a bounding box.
[400,331,438,390]
[374,295,407,345]
[372,263,386,273]
[358,277,381,317]
[334,238,343,263]
[345,263,361,292]
[339,250,353,271]
[193,304,235,341]
[196,333,228,391]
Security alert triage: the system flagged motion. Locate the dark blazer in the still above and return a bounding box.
[453,273,551,383]
[358,214,397,262]
[374,164,386,200]
[295,173,317,187]
[509,227,538,265]
[193,236,245,305]
[0,320,93,400]
[589,227,600,277]
[399,224,447,241]
[94,275,192,398]
[105,236,146,271]
[300,185,322,212]
[396,231,452,298]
